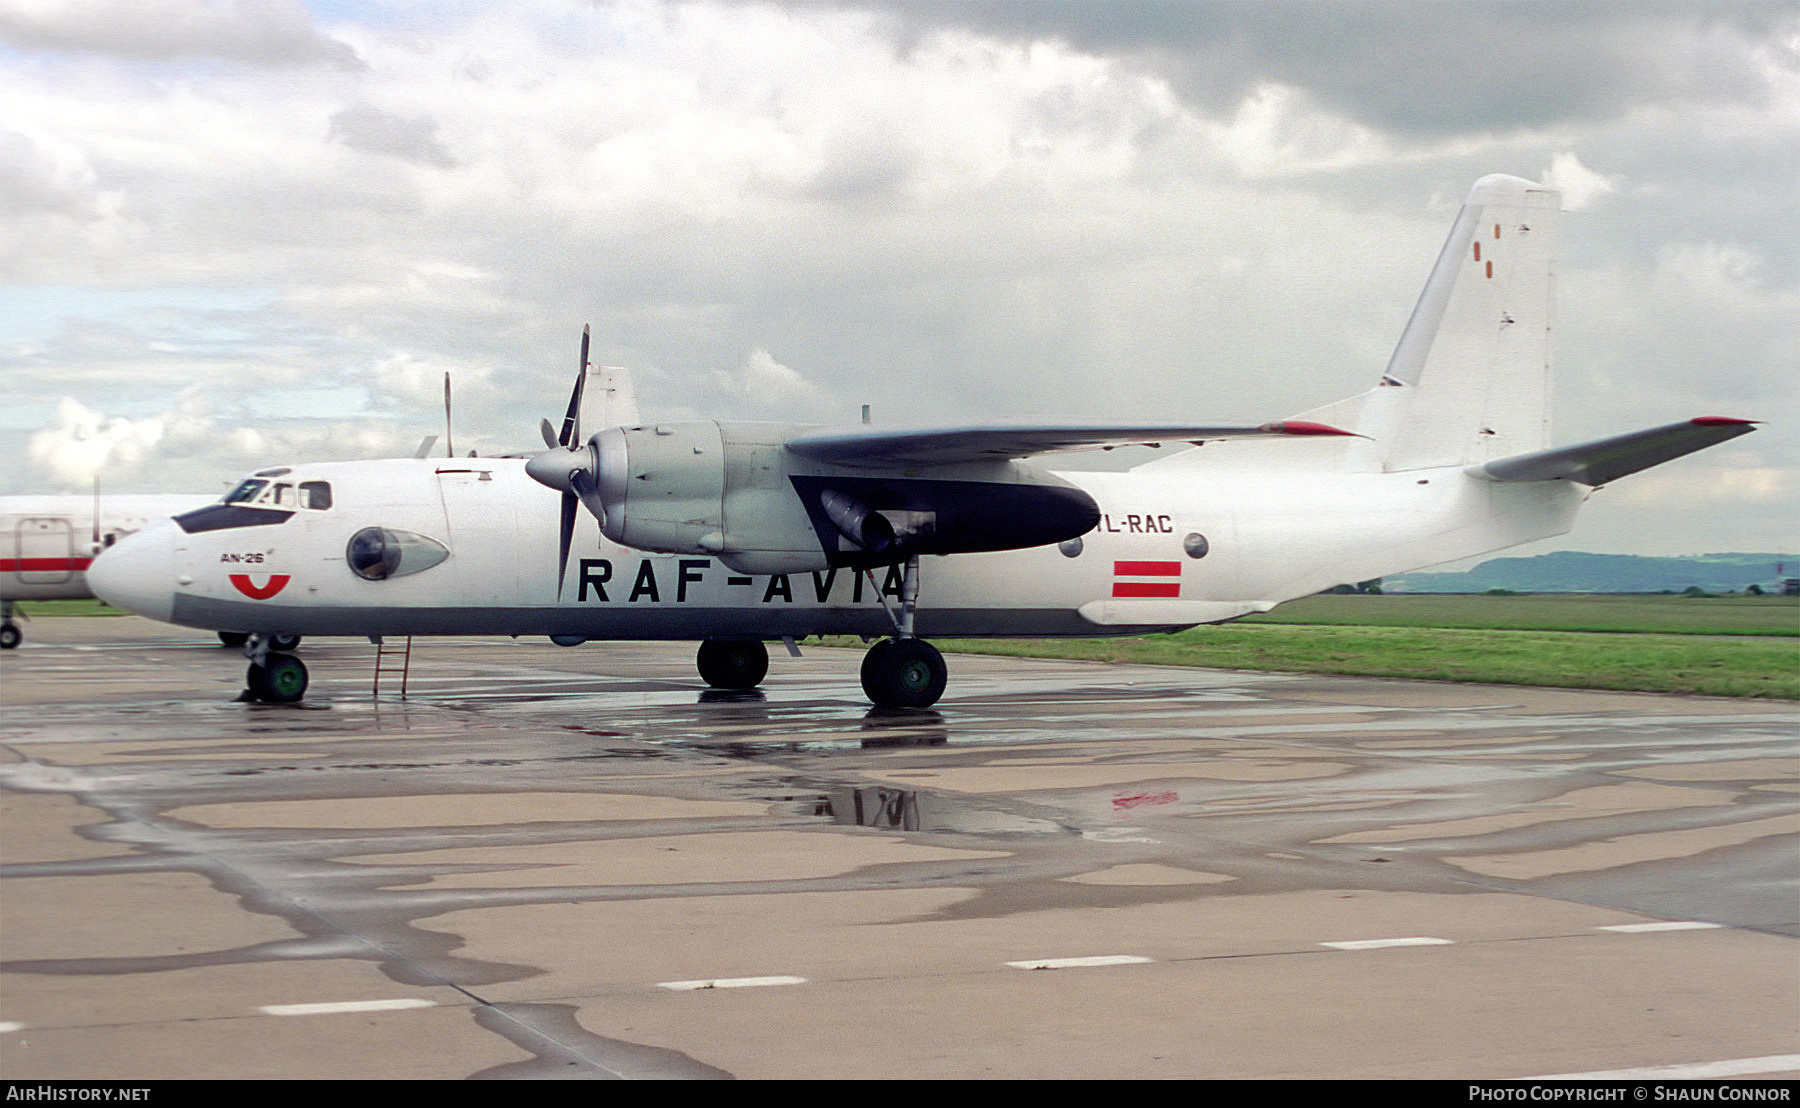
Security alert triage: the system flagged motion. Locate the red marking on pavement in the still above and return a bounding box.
[1113,790,1178,811]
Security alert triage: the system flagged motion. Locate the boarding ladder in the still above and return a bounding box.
[372,636,413,699]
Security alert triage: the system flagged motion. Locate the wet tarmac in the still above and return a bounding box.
[2,617,1796,1079]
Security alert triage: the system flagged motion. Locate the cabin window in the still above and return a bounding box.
[299,482,332,510]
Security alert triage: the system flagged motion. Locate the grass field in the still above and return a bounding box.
[941,594,1800,699]
[20,594,1800,699]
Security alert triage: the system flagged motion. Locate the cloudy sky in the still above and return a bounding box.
[3,0,1795,557]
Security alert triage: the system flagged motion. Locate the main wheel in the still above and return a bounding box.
[696,639,769,689]
[860,638,946,709]
[0,623,20,650]
[246,653,308,703]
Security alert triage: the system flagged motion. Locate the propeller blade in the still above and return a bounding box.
[535,326,607,598]
[556,490,577,600]
[570,467,607,530]
[558,325,590,447]
[443,372,454,458]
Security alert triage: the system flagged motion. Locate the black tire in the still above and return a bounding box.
[219,632,249,647]
[246,653,308,703]
[270,633,302,651]
[696,640,769,689]
[0,623,20,650]
[861,638,946,709]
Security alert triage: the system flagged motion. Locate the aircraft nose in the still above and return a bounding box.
[87,523,178,623]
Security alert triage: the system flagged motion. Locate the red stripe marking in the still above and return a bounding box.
[0,558,92,573]
[230,574,291,600]
[1113,560,1180,576]
[1691,416,1756,426]
[1262,420,1356,437]
[1113,581,1181,598]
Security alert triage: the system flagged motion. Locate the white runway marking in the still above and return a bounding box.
[1320,937,1454,951]
[1531,1054,1800,1079]
[658,975,808,991]
[1597,921,1723,933]
[0,1022,23,1033]
[260,998,436,1016]
[1006,955,1153,970]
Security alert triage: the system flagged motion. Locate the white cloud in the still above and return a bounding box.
[0,0,361,68]
[1543,151,1618,211]
[710,348,840,422]
[0,0,1791,554]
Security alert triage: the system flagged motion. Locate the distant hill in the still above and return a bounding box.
[1386,552,1798,594]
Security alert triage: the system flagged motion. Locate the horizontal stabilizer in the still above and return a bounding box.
[1469,418,1757,486]
[787,420,1353,468]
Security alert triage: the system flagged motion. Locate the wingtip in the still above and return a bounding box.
[1690,416,1758,428]
[1261,420,1360,437]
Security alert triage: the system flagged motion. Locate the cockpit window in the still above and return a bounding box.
[224,479,268,505]
[178,476,331,534]
[221,478,332,511]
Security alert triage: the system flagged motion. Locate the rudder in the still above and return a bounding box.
[1379,174,1560,470]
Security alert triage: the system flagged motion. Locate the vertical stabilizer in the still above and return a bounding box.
[1377,174,1560,470]
[583,364,640,430]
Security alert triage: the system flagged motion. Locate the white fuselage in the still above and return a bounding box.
[89,455,1585,641]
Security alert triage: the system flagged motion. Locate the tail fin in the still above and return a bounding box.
[1294,174,1561,471]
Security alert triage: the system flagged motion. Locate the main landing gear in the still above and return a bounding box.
[696,639,769,690]
[242,634,308,703]
[1,601,21,650]
[857,555,946,709]
[692,556,949,710]
[859,636,947,710]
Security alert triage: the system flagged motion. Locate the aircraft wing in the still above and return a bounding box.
[785,419,1353,468]
[1469,417,1757,486]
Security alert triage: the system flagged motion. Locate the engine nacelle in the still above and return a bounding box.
[584,420,1100,575]
[590,422,728,556]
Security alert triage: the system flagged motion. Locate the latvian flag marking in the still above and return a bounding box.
[1112,560,1181,598]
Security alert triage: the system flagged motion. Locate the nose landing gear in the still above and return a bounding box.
[242,634,308,703]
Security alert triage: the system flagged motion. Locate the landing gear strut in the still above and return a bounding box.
[697,639,769,689]
[858,556,947,709]
[242,634,308,703]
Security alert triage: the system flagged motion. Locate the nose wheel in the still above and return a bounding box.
[242,634,308,703]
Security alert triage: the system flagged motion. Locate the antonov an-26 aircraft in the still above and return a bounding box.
[88,175,1756,707]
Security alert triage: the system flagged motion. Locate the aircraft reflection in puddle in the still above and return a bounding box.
[815,784,1066,835]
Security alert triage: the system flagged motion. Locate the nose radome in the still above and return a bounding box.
[87,523,177,623]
